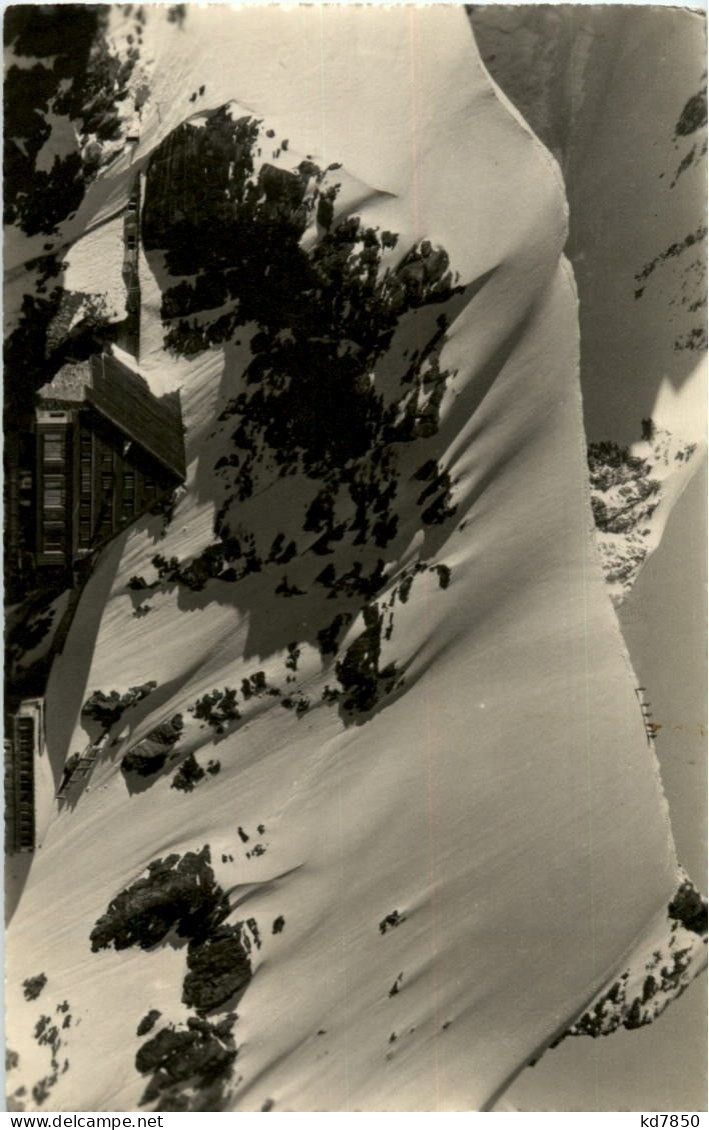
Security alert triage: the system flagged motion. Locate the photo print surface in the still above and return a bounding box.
[4,3,707,1113]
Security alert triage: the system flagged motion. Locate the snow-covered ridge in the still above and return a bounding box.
[5,5,705,1113]
[565,880,707,1040]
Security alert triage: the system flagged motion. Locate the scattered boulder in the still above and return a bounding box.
[379,910,406,935]
[90,846,229,952]
[668,881,707,936]
[172,753,205,792]
[122,715,185,779]
[182,925,252,1013]
[136,1015,237,1109]
[82,682,157,734]
[137,1010,162,1037]
[23,973,47,1001]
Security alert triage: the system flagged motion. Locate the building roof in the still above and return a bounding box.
[88,354,185,480]
[36,359,91,403]
[38,353,186,481]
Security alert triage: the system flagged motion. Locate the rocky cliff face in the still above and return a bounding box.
[588,423,701,604]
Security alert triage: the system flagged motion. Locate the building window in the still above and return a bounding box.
[43,475,65,510]
[79,521,92,547]
[101,449,113,466]
[42,522,65,553]
[101,472,114,493]
[44,486,63,509]
[43,433,65,463]
[122,471,135,518]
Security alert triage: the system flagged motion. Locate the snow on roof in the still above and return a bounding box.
[37,353,185,481]
[36,359,92,403]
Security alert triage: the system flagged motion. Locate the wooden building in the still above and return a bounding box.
[30,350,185,573]
[4,699,42,853]
[4,173,182,855]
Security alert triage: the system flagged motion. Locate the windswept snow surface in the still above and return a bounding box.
[6,7,704,1112]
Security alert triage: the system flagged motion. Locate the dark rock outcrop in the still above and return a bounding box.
[182,926,252,1013]
[90,846,229,952]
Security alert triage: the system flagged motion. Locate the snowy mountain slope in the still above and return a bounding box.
[565,879,706,1040]
[469,6,707,1111]
[471,5,707,570]
[5,6,705,1113]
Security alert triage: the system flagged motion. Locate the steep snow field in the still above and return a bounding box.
[501,465,708,1113]
[5,7,705,1112]
[471,5,707,1110]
